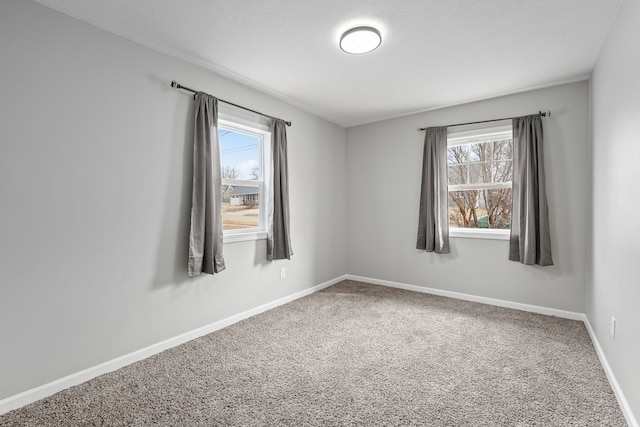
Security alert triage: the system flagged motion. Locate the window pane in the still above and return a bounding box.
[448,164,467,185]
[471,142,491,163]
[219,126,262,232]
[222,183,260,231]
[467,145,481,162]
[493,139,513,161]
[219,128,260,180]
[469,161,494,183]
[448,188,512,229]
[447,126,513,232]
[448,146,469,164]
[492,160,513,182]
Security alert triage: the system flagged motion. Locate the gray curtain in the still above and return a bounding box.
[417,126,450,254]
[187,93,226,276]
[509,115,553,266]
[267,119,293,260]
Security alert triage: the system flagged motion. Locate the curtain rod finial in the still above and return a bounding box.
[171,80,178,89]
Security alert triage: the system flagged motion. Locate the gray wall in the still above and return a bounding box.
[590,0,640,420]
[0,1,347,399]
[346,82,590,313]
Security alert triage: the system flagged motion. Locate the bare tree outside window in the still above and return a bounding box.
[448,137,513,229]
[249,164,260,180]
[221,165,241,201]
[221,165,241,179]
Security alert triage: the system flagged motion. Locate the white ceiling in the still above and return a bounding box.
[34,0,621,128]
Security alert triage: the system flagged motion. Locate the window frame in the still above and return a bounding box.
[218,114,271,244]
[447,122,513,241]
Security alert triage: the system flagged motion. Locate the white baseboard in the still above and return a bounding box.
[345,274,584,320]
[0,275,347,415]
[583,317,638,427]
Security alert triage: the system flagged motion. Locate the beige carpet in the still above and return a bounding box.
[0,280,626,426]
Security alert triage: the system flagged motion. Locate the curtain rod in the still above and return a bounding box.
[171,80,292,127]
[417,110,550,132]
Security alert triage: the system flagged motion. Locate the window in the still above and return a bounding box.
[218,115,270,243]
[447,123,513,239]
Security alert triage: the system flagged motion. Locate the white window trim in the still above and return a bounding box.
[447,125,512,146]
[449,228,510,240]
[447,123,513,240]
[218,114,271,244]
[224,231,268,243]
[449,182,511,191]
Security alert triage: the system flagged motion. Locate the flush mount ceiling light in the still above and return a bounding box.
[339,26,381,54]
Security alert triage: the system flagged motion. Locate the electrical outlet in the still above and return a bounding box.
[611,316,616,338]
[280,267,286,279]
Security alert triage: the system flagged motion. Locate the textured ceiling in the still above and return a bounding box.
[34,0,621,127]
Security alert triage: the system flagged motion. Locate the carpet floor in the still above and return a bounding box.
[0,280,627,426]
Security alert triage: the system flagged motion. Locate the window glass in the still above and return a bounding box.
[448,189,512,229]
[219,126,264,232]
[447,125,513,230]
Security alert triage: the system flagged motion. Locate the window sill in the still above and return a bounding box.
[223,231,267,244]
[450,228,510,241]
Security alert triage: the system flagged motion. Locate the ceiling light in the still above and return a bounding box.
[339,26,381,54]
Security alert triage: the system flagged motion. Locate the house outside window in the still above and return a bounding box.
[447,122,513,240]
[219,114,270,243]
